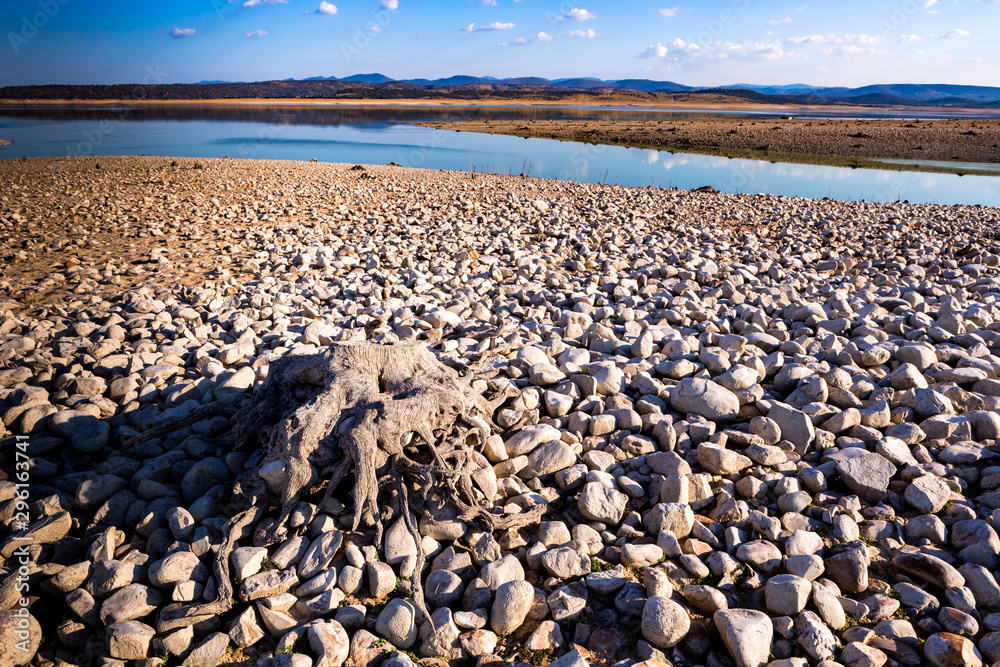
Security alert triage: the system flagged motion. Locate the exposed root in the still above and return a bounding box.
[173,340,529,622]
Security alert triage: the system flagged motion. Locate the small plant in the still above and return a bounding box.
[276,634,308,656]
[590,559,613,573]
[518,648,553,666]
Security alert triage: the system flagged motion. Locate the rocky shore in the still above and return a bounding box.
[3,156,1000,667]
[415,117,1000,169]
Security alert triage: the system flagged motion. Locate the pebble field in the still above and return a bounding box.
[2,156,1000,667]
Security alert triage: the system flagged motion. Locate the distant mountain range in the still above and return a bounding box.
[290,74,695,92]
[719,82,1000,103]
[5,74,1000,107]
[203,74,1000,104]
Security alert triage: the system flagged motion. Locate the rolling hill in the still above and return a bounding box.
[3,74,1000,108]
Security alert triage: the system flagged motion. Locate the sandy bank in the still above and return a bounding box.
[415,117,1000,175]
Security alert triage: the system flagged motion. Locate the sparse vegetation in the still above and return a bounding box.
[590,558,614,573]
[518,647,554,666]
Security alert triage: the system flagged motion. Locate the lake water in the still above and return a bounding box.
[2,104,999,206]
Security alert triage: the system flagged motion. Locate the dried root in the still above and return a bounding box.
[173,341,538,620]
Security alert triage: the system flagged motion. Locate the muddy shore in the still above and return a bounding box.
[415,117,1000,174]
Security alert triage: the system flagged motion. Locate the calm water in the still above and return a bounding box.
[2,104,999,206]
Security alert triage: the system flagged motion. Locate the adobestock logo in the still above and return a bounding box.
[8,0,72,55]
[341,3,401,64]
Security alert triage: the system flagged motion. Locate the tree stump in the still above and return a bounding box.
[150,341,541,622]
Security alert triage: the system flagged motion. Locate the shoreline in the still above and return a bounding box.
[415,117,1000,178]
[0,155,995,313]
[2,96,999,115]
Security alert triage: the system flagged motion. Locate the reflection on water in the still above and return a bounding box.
[1,105,998,206]
[873,158,1000,173]
[0,103,780,126]
[4,103,999,126]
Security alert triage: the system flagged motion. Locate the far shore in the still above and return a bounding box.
[414,116,1000,178]
[2,96,1000,115]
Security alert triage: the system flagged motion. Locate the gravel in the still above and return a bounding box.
[3,155,1000,667]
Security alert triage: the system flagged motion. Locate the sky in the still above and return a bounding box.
[1,0,997,88]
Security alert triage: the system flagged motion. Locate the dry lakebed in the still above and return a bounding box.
[2,156,1000,667]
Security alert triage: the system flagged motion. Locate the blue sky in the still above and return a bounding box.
[1,0,996,87]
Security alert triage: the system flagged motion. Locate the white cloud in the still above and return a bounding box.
[640,37,790,61]
[462,22,475,31]
[246,30,268,37]
[658,7,679,17]
[638,43,669,58]
[821,44,879,57]
[382,0,399,8]
[318,2,337,15]
[480,21,515,30]
[568,28,596,38]
[243,0,287,6]
[786,33,883,45]
[769,17,792,24]
[482,0,497,5]
[897,33,924,43]
[923,0,937,7]
[942,28,970,38]
[512,31,552,44]
[368,25,382,32]
[566,7,596,20]
[162,28,197,38]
